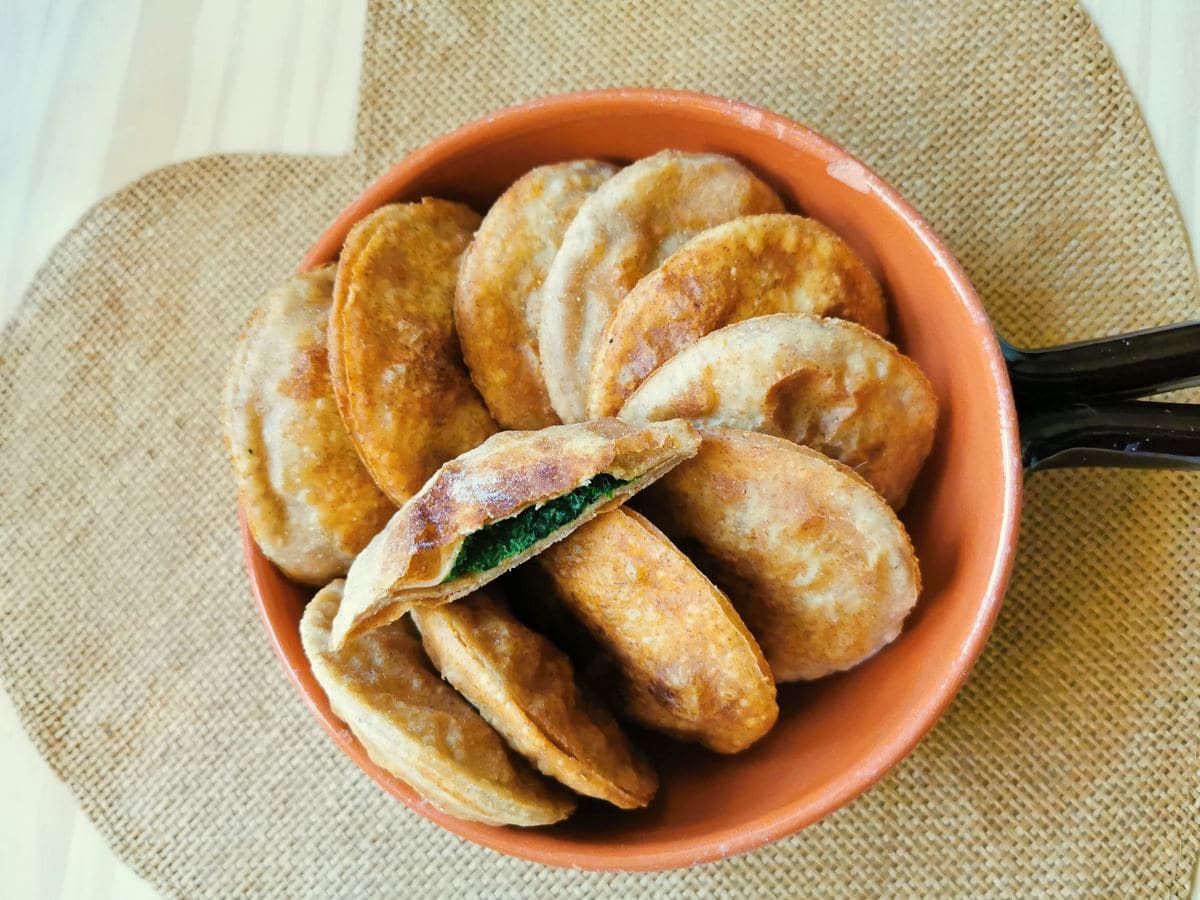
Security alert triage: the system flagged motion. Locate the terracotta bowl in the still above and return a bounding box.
[242,88,1023,870]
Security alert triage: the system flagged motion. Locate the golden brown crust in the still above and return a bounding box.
[587,214,889,417]
[413,591,657,808]
[223,267,395,585]
[530,508,777,753]
[329,199,498,505]
[330,418,700,649]
[299,581,574,826]
[620,314,937,507]
[456,161,617,429]
[538,151,784,423]
[639,428,922,682]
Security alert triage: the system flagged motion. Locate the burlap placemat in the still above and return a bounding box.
[2,0,1197,895]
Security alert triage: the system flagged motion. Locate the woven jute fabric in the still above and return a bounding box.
[2,0,1197,895]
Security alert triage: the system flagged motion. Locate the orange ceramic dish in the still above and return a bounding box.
[243,89,1024,870]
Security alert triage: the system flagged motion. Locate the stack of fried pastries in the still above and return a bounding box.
[224,151,937,825]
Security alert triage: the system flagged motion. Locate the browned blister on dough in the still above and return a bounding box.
[330,199,498,506]
[414,590,657,808]
[223,267,395,585]
[300,581,574,826]
[331,418,700,649]
[538,151,783,422]
[456,160,617,429]
[621,314,936,507]
[640,428,921,682]
[531,508,777,753]
[588,213,888,417]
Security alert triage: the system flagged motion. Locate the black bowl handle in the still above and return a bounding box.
[1002,321,1200,405]
[1021,401,1200,471]
[1004,322,1200,471]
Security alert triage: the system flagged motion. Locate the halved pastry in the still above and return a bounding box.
[620,314,937,507]
[329,199,498,505]
[223,267,395,585]
[538,151,783,422]
[455,160,617,430]
[640,428,921,682]
[527,508,777,754]
[300,580,574,826]
[413,590,657,808]
[587,213,888,417]
[330,418,700,649]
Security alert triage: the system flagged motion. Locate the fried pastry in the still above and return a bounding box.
[620,314,937,507]
[413,590,657,808]
[528,508,777,753]
[456,160,617,429]
[329,199,498,505]
[587,213,888,417]
[538,151,783,422]
[640,428,921,682]
[223,267,394,585]
[330,418,700,649]
[300,580,574,826]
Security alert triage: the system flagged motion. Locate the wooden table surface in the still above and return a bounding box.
[2,1,1197,896]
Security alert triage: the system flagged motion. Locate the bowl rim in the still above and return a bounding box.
[245,86,1024,871]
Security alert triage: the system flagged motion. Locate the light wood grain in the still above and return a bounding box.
[0,0,366,321]
[0,1,1195,897]
[0,2,366,897]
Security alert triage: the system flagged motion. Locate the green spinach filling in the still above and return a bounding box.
[445,473,629,581]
